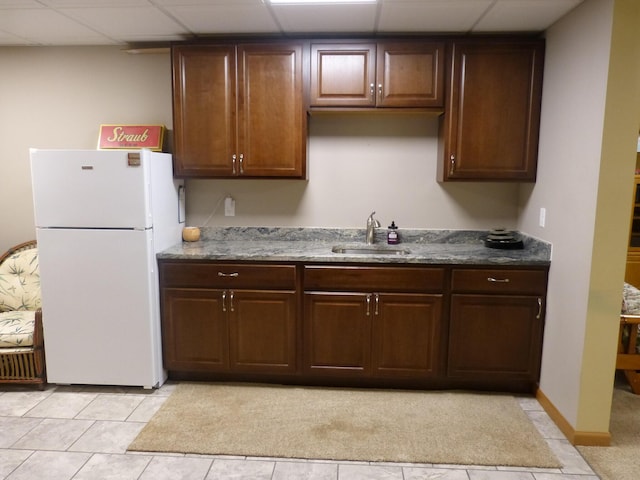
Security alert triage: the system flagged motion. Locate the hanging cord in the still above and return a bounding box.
[202,195,225,227]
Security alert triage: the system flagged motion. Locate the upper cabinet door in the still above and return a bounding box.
[172,45,236,177]
[310,43,377,107]
[172,42,306,179]
[310,41,444,109]
[376,42,444,108]
[237,43,306,178]
[439,40,544,182]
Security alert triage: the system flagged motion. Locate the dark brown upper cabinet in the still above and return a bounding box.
[172,42,306,178]
[310,41,444,109]
[438,39,544,182]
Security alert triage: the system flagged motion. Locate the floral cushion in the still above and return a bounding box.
[622,282,640,315]
[0,248,40,312]
[622,283,640,354]
[0,310,35,347]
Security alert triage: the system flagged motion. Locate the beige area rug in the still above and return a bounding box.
[578,384,640,480]
[128,383,561,467]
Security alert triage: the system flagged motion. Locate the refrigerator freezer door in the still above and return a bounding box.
[37,227,165,387]
[31,149,154,229]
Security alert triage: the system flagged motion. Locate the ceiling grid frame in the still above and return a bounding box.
[0,0,584,46]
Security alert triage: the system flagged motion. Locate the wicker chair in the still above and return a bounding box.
[0,240,46,388]
[618,282,640,394]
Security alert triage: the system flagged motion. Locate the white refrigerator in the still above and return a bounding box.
[30,149,185,388]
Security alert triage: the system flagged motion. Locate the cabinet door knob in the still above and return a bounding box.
[449,154,456,176]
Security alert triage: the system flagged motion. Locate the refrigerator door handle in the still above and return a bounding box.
[178,185,186,223]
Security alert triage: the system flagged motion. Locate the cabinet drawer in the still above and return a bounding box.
[304,265,444,293]
[451,269,547,295]
[160,261,297,290]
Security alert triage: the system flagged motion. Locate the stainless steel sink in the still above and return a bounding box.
[331,246,410,255]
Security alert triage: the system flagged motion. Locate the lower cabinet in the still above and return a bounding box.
[304,293,371,376]
[158,260,548,392]
[447,268,547,387]
[303,265,444,380]
[162,288,228,371]
[230,290,296,373]
[304,293,442,378]
[160,261,298,376]
[374,293,442,377]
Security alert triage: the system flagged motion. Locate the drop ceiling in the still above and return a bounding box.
[0,0,584,47]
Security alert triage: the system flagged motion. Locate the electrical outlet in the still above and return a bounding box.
[539,207,546,228]
[224,196,235,217]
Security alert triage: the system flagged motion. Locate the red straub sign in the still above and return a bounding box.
[98,124,165,151]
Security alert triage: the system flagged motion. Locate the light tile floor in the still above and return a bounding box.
[0,382,600,480]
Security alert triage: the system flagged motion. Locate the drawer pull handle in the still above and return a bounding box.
[218,272,239,277]
[536,297,542,319]
[487,277,510,283]
[230,291,235,312]
[222,291,227,312]
[366,294,371,316]
[374,293,379,316]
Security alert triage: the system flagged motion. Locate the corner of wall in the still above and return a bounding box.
[536,388,611,446]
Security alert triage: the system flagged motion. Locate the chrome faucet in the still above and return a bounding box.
[366,211,381,245]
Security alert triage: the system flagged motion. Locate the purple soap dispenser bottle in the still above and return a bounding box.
[387,221,399,245]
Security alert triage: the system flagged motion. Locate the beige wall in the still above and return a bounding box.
[518,0,640,434]
[0,46,173,252]
[0,46,520,254]
[186,114,519,230]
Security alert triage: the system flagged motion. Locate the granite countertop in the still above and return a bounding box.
[158,227,551,266]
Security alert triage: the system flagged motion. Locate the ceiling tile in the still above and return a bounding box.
[166,3,280,35]
[38,0,150,6]
[271,4,378,33]
[0,0,586,46]
[0,9,115,45]
[474,0,583,32]
[0,29,35,44]
[0,0,42,7]
[151,0,261,5]
[61,6,189,41]
[378,0,493,33]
